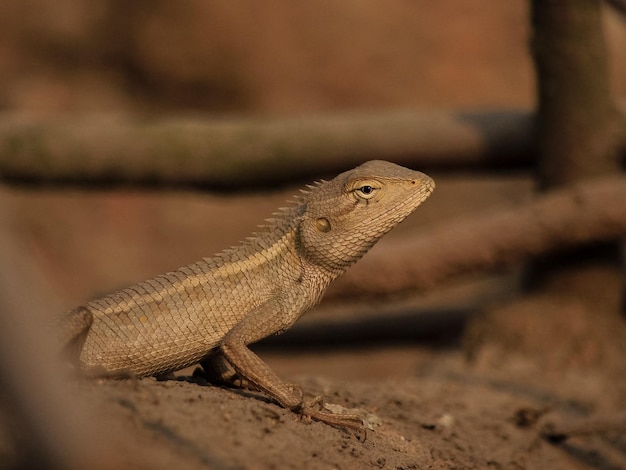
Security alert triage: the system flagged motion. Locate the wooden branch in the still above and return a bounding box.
[528,0,625,298]
[531,0,622,187]
[0,110,534,189]
[327,177,626,299]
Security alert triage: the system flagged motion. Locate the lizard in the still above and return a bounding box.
[57,160,435,431]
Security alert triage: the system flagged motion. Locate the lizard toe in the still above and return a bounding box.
[299,404,366,440]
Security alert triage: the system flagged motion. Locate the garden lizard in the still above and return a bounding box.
[57,160,435,430]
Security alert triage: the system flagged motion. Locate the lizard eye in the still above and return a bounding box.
[356,185,377,199]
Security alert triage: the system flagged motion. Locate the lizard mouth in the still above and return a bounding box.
[366,176,434,233]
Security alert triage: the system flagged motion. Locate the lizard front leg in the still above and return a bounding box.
[221,340,363,432]
[219,302,364,432]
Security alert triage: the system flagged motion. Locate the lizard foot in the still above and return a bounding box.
[298,397,366,440]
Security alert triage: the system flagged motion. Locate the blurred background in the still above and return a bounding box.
[1,0,540,115]
[0,0,623,303]
[1,1,626,469]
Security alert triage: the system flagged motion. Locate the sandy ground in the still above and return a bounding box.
[47,344,626,469]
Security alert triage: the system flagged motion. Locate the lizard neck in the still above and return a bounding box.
[298,257,343,302]
[196,194,348,302]
[195,202,306,282]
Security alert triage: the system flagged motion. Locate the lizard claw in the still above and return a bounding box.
[297,399,367,440]
[305,394,323,408]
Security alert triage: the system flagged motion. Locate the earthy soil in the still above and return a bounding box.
[64,345,626,470]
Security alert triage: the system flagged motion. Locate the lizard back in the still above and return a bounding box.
[66,160,435,378]
[80,204,305,376]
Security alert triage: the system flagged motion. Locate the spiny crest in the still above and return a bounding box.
[210,178,331,261]
[304,179,326,192]
[271,178,329,218]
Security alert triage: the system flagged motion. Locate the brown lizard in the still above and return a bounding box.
[57,160,434,431]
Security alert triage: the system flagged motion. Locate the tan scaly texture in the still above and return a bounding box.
[58,160,435,430]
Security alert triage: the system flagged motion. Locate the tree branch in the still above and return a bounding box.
[327,177,626,299]
[0,110,535,189]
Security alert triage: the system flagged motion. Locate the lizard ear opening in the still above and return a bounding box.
[315,217,331,233]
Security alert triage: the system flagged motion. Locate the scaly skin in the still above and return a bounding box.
[58,160,435,430]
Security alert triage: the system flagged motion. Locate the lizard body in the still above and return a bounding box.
[58,160,434,429]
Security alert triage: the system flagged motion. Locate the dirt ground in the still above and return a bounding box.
[67,340,626,470]
[34,345,611,470]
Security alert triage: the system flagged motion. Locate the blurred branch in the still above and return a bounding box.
[527,0,625,307]
[328,176,626,299]
[2,110,625,190]
[532,0,622,188]
[0,110,536,189]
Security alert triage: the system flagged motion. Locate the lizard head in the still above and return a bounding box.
[298,160,435,273]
